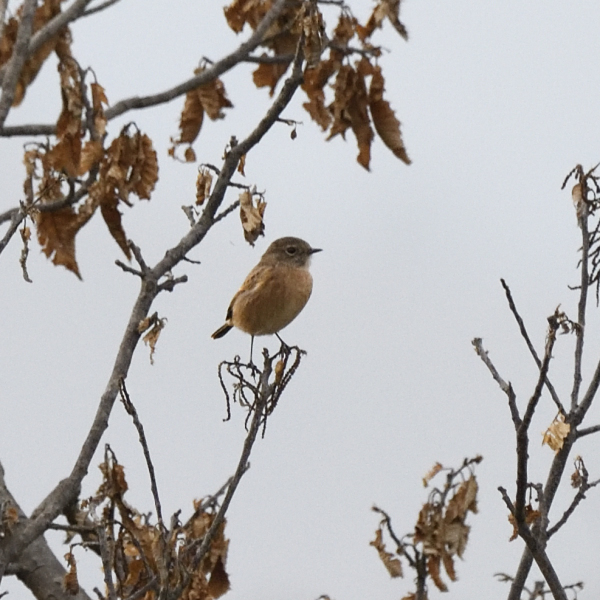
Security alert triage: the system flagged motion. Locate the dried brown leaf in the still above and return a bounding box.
[427,555,448,592]
[196,168,213,205]
[443,521,470,558]
[239,189,266,245]
[142,316,166,365]
[197,72,233,120]
[327,64,354,140]
[347,69,374,170]
[78,140,104,175]
[252,60,291,96]
[47,133,82,178]
[422,462,443,487]
[63,551,79,595]
[301,5,326,67]
[441,550,457,582]
[542,413,571,453]
[302,57,339,130]
[332,12,358,45]
[174,90,205,145]
[90,82,108,136]
[98,189,130,258]
[370,527,403,578]
[35,199,98,278]
[237,153,246,176]
[445,476,479,521]
[358,0,408,42]
[369,65,411,165]
[223,0,270,33]
[207,556,231,598]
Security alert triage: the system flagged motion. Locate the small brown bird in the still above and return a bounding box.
[211,237,321,352]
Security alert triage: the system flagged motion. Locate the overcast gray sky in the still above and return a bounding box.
[2,1,600,598]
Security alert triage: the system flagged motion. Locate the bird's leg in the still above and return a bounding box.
[275,333,290,352]
[249,335,255,365]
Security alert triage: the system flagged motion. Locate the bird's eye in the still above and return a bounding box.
[286,246,298,255]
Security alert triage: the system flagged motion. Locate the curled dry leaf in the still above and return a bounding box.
[572,182,586,222]
[90,82,109,137]
[239,189,266,245]
[36,198,98,279]
[62,551,80,595]
[223,0,270,33]
[422,462,443,487]
[141,315,166,365]
[508,505,541,541]
[357,0,408,42]
[302,57,339,131]
[370,526,403,578]
[327,64,374,169]
[170,69,233,157]
[542,413,570,453]
[571,456,588,488]
[369,65,411,165]
[301,4,327,67]
[196,168,214,205]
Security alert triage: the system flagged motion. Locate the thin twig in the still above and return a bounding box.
[472,338,520,426]
[546,483,597,539]
[97,527,118,600]
[572,210,589,409]
[576,423,600,438]
[118,378,163,527]
[82,0,122,17]
[501,279,564,413]
[514,315,558,523]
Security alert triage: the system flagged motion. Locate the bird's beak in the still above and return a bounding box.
[310,247,322,254]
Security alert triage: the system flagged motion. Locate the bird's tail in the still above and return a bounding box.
[211,324,233,339]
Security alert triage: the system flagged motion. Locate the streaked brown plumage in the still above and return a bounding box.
[211,237,321,341]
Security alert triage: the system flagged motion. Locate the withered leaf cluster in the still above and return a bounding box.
[372,457,481,597]
[169,67,234,162]
[173,0,410,170]
[414,475,478,591]
[7,2,159,278]
[71,452,230,600]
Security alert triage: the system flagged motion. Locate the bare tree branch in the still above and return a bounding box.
[0,0,94,87]
[0,0,37,129]
[0,0,291,137]
[0,462,94,600]
[498,487,567,600]
[0,0,8,44]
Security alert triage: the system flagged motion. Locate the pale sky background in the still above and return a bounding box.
[2,1,600,599]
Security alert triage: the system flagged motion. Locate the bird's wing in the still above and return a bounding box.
[226,265,274,319]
